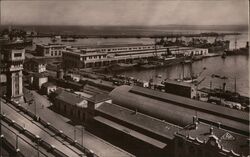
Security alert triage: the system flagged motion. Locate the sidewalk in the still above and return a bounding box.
[23,90,133,157]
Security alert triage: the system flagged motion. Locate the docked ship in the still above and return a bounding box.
[199,75,250,108]
[188,38,230,53]
[225,41,249,56]
[108,63,137,71]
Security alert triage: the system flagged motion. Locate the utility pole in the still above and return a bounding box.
[74,126,76,142]
[16,134,19,150]
[37,140,40,157]
[81,126,84,146]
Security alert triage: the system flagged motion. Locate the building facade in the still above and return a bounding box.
[0,48,25,101]
[24,59,47,73]
[62,44,208,69]
[36,43,66,57]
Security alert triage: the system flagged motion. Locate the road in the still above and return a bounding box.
[24,90,134,157]
[1,101,82,157]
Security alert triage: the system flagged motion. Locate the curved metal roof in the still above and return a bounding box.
[109,85,249,134]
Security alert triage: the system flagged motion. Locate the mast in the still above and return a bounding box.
[234,36,237,50]
[182,63,185,80]
[234,76,237,93]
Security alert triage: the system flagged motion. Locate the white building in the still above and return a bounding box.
[36,43,66,57]
[62,44,208,69]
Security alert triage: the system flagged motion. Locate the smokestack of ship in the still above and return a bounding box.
[246,41,249,48]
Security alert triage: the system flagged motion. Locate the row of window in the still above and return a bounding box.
[99,46,155,52]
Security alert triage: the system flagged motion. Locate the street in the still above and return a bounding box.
[24,90,133,157]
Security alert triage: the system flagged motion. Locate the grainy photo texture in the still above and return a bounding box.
[0,0,249,157]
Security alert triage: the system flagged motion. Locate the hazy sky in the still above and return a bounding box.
[1,0,248,26]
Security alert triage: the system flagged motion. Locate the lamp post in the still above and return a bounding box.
[74,126,76,142]
[81,126,84,146]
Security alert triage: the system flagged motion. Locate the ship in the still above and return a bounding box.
[108,63,137,71]
[188,38,230,53]
[199,74,250,107]
[225,41,249,56]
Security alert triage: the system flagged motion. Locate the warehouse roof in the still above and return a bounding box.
[109,85,249,135]
[130,86,249,124]
[94,116,167,149]
[96,102,181,140]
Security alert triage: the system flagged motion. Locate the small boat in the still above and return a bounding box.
[221,52,226,59]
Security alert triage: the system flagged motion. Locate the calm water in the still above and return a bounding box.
[29,30,249,96]
[118,55,249,97]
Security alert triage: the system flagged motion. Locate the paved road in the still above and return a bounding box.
[1,101,81,157]
[24,90,133,157]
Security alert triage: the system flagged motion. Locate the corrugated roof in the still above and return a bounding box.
[130,86,249,124]
[96,102,181,140]
[109,85,249,134]
[94,116,167,149]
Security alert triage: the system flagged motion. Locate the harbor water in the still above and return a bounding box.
[118,55,249,97]
[30,31,249,96]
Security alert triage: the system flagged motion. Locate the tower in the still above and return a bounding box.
[2,48,25,101]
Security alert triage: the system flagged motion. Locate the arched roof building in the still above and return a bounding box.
[109,85,249,135]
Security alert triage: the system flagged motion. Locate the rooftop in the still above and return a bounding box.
[109,85,249,135]
[130,86,249,124]
[42,82,56,88]
[55,90,87,106]
[75,43,153,49]
[163,79,195,87]
[88,93,111,103]
[96,102,181,140]
[176,122,249,156]
[37,43,66,47]
[26,58,47,64]
[33,72,48,78]
[94,116,167,149]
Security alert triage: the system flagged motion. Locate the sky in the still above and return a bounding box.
[0,0,249,26]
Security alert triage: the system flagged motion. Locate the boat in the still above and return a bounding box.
[108,63,137,71]
[225,42,249,56]
[221,52,226,59]
[188,38,230,53]
[199,75,250,107]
